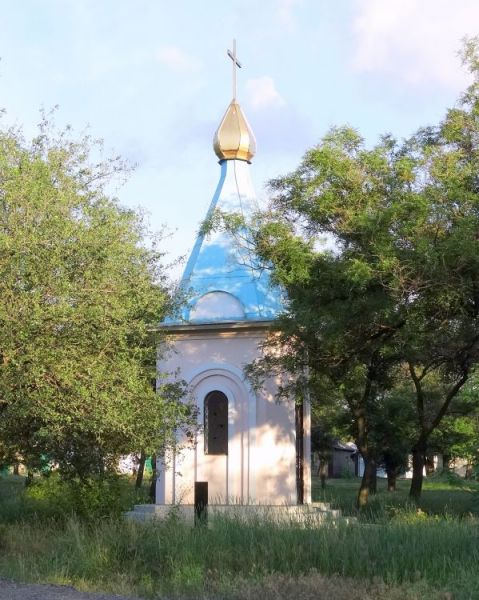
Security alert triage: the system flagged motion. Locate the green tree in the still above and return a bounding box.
[245,126,410,507]
[0,116,195,479]
[240,39,479,506]
[370,384,415,492]
[429,374,479,477]
[399,40,479,499]
[310,380,352,489]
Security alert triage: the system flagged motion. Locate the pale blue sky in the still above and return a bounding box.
[1,1,478,277]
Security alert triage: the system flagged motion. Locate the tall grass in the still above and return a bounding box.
[1,474,478,598]
[0,513,478,599]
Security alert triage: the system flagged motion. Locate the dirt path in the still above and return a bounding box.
[0,579,143,600]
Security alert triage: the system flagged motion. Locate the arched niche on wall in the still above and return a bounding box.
[204,390,228,455]
[190,291,245,321]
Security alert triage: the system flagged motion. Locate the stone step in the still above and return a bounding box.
[282,509,342,521]
[133,504,156,513]
[310,502,332,511]
[126,503,344,526]
[132,502,332,513]
[125,508,352,528]
[125,510,151,522]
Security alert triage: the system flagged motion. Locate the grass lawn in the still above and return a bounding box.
[313,475,479,518]
[0,474,478,599]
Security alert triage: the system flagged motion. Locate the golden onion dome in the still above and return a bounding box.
[213,100,256,162]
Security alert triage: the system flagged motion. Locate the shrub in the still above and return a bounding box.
[1,474,149,523]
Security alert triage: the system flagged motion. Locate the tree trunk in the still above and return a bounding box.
[135,450,146,489]
[149,453,157,502]
[319,459,328,490]
[97,450,105,478]
[13,463,19,476]
[357,456,376,508]
[442,453,451,472]
[25,471,34,487]
[409,444,425,502]
[425,453,435,476]
[465,464,473,480]
[295,403,304,505]
[315,453,321,477]
[370,464,377,494]
[408,366,469,501]
[386,466,397,492]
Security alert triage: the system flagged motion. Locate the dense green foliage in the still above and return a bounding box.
[235,38,479,505]
[0,474,148,522]
[430,374,479,474]
[0,118,195,478]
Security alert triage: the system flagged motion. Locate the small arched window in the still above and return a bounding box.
[204,391,228,455]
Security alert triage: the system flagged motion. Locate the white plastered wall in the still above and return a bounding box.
[156,326,307,505]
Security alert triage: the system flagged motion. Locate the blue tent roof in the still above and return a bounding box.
[168,159,283,325]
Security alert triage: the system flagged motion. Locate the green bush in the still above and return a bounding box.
[0,474,149,523]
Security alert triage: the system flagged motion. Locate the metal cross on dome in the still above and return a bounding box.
[227,39,242,101]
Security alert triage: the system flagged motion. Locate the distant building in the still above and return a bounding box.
[327,440,358,478]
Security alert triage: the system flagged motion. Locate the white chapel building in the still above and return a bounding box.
[156,47,311,508]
